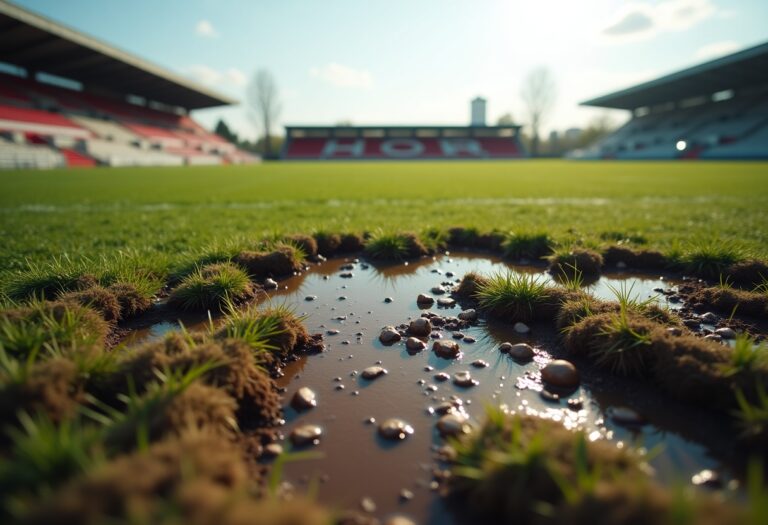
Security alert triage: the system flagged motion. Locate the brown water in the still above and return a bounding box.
[125,253,733,525]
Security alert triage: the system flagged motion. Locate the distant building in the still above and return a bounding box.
[470,97,487,126]
[282,125,526,160]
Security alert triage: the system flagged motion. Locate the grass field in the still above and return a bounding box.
[1,160,767,284]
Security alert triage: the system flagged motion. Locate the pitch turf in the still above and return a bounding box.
[0,160,766,280]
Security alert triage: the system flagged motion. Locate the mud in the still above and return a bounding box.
[120,252,747,525]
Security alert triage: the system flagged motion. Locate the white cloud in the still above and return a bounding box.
[195,19,218,38]
[309,63,373,89]
[225,68,247,87]
[602,0,716,42]
[694,41,741,61]
[184,65,247,89]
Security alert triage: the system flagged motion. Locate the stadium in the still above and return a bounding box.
[282,125,525,160]
[0,0,256,168]
[1,1,768,525]
[1,0,767,167]
[578,40,768,160]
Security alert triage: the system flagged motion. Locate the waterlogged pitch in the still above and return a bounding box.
[2,159,768,524]
[0,160,767,277]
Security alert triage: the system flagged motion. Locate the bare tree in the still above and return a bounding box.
[247,69,281,157]
[520,67,557,157]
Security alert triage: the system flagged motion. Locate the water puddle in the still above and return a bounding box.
[124,253,734,524]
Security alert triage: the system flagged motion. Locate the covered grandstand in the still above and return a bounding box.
[0,0,257,169]
[578,41,768,160]
[282,125,526,160]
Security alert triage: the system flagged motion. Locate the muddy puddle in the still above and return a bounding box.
[124,253,735,525]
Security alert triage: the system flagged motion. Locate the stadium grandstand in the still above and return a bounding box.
[282,125,526,160]
[576,41,768,160]
[0,0,257,169]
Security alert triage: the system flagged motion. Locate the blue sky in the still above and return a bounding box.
[12,0,768,139]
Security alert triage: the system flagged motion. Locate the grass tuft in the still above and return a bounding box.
[595,309,655,376]
[447,226,482,248]
[722,335,768,377]
[4,257,87,301]
[0,300,109,360]
[233,245,304,279]
[0,411,104,502]
[167,262,253,312]
[606,282,657,312]
[564,310,656,377]
[681,239,745,279]
[284,234,318,258]
[313,230,342,256]
[215,302,309,359]
[58,286,122,322]
[421,227,448,253]
[502,231,552,260]
[88,360,227,452]
[475,271,551,321]
[448,408,643,523]
[364,230,428,261]
[734,383,768,446]
[549,248,603,280]
[454,272,489,300]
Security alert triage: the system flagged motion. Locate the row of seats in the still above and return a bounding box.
[0,136,64,169]
[283,137,522,159]
[84,138,183,167]
[701,124,768,158]
[69,114,138,143]
[577,93,768,160]
[0,74,181,127]
[0,72,256,168]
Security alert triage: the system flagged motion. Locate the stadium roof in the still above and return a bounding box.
[0,0,236,110]
[581,41,768,110]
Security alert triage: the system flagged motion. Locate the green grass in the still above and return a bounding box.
[0,412,104,502]
[475,271,550,320]
[0,300,107,359]
[448,407,645,523]
[0,161,767,287]
[502,231,553,260]
[167,262,252,312]
[723,334,768,377]
[606,282,657,312]
[734,383,768,443]
[214,302,306,359]
[595,309,655,376]
[679,238,746,278]
[214,302,286,356]
[364,231,411,261]
[87,361,222,452]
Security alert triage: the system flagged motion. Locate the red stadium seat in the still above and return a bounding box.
[60,148,96,167]
[0,73,249,168]
[0,104,89,138]
[283,135,523,160]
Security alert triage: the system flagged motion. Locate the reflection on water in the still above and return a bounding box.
[121,320,182,346]
[122,253,734,525]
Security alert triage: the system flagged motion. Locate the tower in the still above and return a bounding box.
[471,97,486,126]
